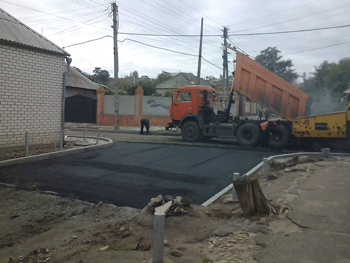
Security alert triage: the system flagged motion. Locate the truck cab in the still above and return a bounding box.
[168,85,213,128]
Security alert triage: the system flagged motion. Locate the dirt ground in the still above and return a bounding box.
[1,145,349,262]
[0,183,266,263]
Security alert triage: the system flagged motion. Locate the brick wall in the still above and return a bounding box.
[0,44,66,148]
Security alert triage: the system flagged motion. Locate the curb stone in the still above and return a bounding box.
[0,136,113,168]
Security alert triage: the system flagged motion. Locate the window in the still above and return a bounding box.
[183,92,191,102]
[176,92,191,102]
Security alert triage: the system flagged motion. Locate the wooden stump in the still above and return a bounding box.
[233,176,271,217]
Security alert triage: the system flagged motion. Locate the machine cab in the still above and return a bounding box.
[170,85,213,121]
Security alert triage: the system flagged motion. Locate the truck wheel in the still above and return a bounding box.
[181,121,200,142]
[268,125,289,149]
[236,123,260,147]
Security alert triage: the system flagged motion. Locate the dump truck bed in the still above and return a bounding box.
[233,50,309,121]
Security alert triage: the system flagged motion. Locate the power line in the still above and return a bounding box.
[285,41,350,55]
[228,0,325,27]
[63,35,112,48]
[117,23,350,37]
[62,35,223,70]
[232,2,350,34]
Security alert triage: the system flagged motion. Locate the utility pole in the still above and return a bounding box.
[197,18,203,85]
[112,2,119,130]
[222,27,228,110]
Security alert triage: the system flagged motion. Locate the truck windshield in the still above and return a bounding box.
[176,92,191,102]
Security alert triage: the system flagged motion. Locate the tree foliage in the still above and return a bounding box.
[300,58,350,114]
[300,59,350,97]
[255,47,298,84]
[155,71,171,84]
[91,67,110,85]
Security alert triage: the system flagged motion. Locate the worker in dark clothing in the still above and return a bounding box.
[264,110,269,121]
[260,120,276,147]
[258,110,263,120]
[140,118,150,134]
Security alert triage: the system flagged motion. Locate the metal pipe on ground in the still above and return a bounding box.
[153,212,165,263]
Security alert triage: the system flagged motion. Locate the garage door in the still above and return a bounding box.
[65,94,96,123]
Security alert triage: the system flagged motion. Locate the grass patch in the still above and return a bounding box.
[107,243,131,251]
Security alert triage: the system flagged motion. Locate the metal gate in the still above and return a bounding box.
[65,94,97,123]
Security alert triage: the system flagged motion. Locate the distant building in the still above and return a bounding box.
[156,73,213,96]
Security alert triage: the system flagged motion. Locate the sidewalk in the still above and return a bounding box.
[255,156,350,263]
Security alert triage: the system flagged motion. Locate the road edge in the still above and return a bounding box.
[201,151,350,206]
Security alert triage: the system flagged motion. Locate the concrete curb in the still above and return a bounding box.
[0,136,114,168]
[201,151,350,206]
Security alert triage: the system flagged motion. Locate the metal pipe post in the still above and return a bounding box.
[83,125,87,142]
[153,212,165,263]
[60,129,63,151]
[232,172,240,200]
[96,129,100,145]
[263,158,269,178]
[24,132,29,156]
[321,148,330,158]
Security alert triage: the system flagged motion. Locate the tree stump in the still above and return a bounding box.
[233,176,271,217]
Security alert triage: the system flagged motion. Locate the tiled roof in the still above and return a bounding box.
[0,8,70,56]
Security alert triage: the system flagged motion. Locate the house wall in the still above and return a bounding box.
[0,44,66,148]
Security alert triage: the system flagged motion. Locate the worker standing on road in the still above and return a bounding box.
[258,110,263,120]
[140,118,150,134]
[265,110,269,121]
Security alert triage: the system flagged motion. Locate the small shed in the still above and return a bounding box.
[0,8,70,148]
[65,68,101,123]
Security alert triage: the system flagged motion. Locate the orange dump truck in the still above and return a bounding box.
[167,50,350,150]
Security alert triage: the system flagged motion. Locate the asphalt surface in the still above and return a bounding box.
[1,125,349,262]
[0,141,280,209]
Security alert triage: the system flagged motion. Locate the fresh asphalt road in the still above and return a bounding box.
[0,142,279,209]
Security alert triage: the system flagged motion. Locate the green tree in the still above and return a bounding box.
[155,71,171,84]
[91,67,110,85]
[300,59,350,115]
[125,75,156,96]
[255,47,298,84]
[300,59,350,98]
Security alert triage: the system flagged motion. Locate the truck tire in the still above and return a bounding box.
[268,125,289,149]
[181,121,201,142]
[236,123,260,147]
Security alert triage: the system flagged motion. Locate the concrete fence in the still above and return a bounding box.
[96,86,172,127]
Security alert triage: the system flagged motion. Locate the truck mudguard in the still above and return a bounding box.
[233,50,309,121]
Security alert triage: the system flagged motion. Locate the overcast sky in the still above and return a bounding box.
[1,0,350,81]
